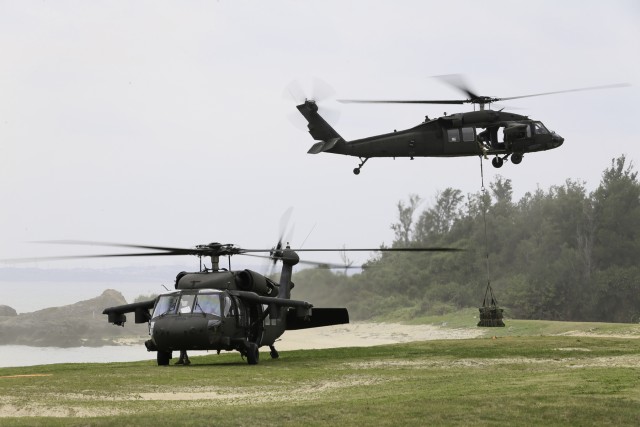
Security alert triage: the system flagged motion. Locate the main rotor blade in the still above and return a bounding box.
[498,83,630,102]
[1,252,182,263]
[34,241,464,254]
[298,259,363,269]
[433,74,480,100]
[290,247,463,252]
[3,241,462,265]
[338,74,481,105]
[339,99,466,105]
[30,240,255,259]
[34,240,197,254]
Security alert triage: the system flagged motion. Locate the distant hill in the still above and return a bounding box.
[0,305,17,316]
[0,265,188,282]
[0,290,150,347]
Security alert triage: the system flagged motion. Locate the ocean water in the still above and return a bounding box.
[0,345,156,368]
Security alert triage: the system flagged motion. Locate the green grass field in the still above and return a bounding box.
[1,319,639,426]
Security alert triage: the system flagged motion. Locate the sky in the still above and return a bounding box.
[1,0,639,283]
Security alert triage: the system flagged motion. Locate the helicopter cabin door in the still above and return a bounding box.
[503,122,533,152]
[444,126,478,155]
[230,296,264,346]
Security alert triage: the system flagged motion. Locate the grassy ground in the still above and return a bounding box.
[1,327,639,426]
[389,307,640,338]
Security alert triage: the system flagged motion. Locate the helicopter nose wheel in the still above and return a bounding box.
[491,156,504,168]
[353,157,369,175]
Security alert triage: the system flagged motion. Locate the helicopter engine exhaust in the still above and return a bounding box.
[235,269,274,295]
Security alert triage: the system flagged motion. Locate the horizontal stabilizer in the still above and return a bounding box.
[286,307,349,330]
[308,141,326,154]
[307,137,340,154]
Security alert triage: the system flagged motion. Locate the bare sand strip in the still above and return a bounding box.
[274,322,485,351]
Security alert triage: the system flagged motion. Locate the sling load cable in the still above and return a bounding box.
[477,156,504,327]
[479,156,490,289]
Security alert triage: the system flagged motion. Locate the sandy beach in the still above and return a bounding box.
[274,322,485,351]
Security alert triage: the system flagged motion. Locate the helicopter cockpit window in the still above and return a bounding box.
[152,294,180,318]
[179,294,196,314]
[193,293,221,316]
[533,122,549,135]
[447,129,460,142]
[461,127,475,142]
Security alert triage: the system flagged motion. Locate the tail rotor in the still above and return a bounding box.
[285,78,340,128]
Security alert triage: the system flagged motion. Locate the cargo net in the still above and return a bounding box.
[478,282,505,327]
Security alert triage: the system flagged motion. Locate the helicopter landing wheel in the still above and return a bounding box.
[511,153,523,165]
[491,156,504,168]
[353,157,369,175]
[157,350,172,366]
[269,345,279,359]
[246,342,259,365]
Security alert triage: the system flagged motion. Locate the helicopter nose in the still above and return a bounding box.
[552,133,564,147]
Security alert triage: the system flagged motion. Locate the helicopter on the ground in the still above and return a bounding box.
[295,76,627,174]
[33,240,460,366]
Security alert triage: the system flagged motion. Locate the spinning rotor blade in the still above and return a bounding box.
[29,240,258,259]
[339,74,629,106]
[498,83,630,102]
[339,74,483,105]
[297,260,363,269]
[260,246,460,272]
[284,80,307,104]
[34,240,198,255]
[284,78,336,104]
[0,252,182,264]
[291,247,463,253]
[434,74,480,100]
[277,207,294,249]
[2,240,462,267]
[285,78,340,126]
[242,252,361,270]
[310,77,336,103]
[35,241,463,255]
[264,207,295,275]
[339,99,466,105]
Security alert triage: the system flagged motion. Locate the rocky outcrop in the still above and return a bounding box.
[0,305,17,317]
[0,290,150,347]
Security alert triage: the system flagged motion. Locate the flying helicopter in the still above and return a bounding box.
[19,239,461,366]
[294,76,628,174]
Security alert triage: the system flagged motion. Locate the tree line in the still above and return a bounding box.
[292,155,640,323]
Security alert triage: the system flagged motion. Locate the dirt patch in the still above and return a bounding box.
[0,374,53,379]
[137,376,383,402]
[555,330,640,339]
[0,403,125,418]
[344,354,640,370]
[565,355,640,369]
